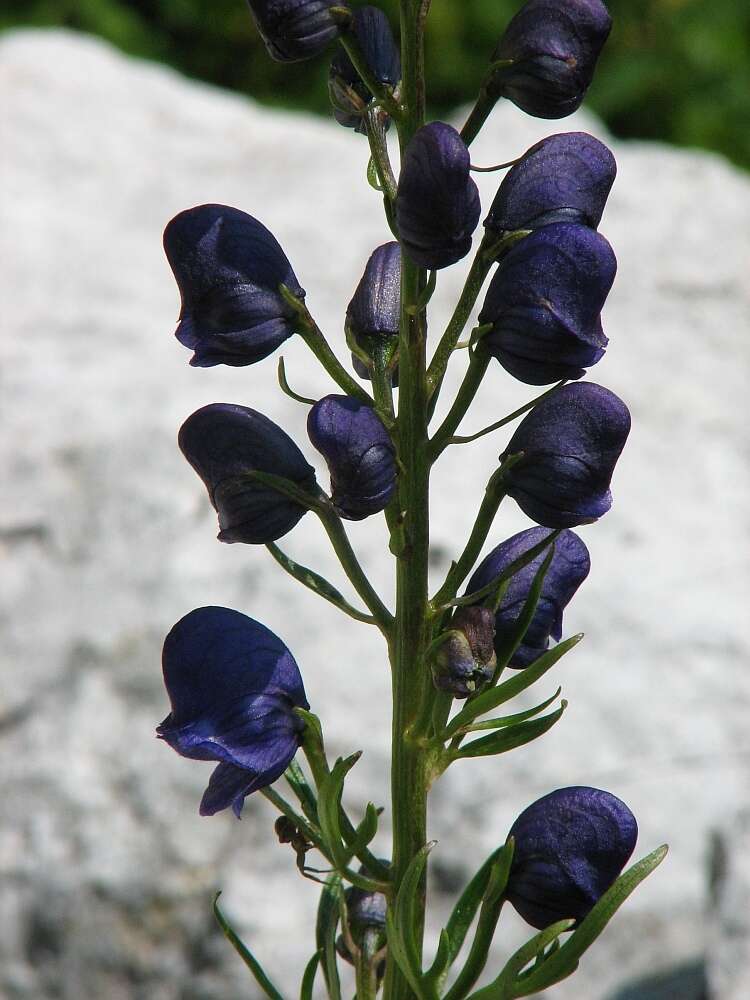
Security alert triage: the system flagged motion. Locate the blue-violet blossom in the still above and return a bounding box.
[179,403,317,543]
[164,203,305,367]
[500,382,631,528]
[329,6,400,132]
[396,122,481,269]
[506,786,638,928]
[157,606,309,817]
[491,0,612,119]
[347,241,401,384]
[307,394,396,519]
[464,527,590,669]
[484,132,616,238]
[246,0,343,63]
[478,222,617,385]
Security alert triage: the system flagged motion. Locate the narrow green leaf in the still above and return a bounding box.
[213,892,285,1000]
[512,845,669,996]
[454,701,567,759]
[461,688,562,734]
[425,928,452,987]
[443,635,582,738]
[483,840,515,906]
[277,356,317,405]
[367,155,384,191]
[300,951,321,1000]
[285,759,319,824]
[316,875,343,1000]
[318,753,362,870]
[386,910,427,997]
[395,842,436,980]
[267,542,376,625]
[446,530,561,610]
[345,801,380,855]
[469,920,575,1000]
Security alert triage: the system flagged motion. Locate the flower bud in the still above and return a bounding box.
[464,528,590,669]
[396,122,481,269]
[478,223,616,385]
[329,6,400,132]
[500,382,631,528]
[164,204,305,367]
[307,395,396,519]
[484,132,616,239]
[506,786,638,928]
[491,0,612,119]
[347,242,401,384]
[179,403,317,543]
[431,606,497,697]
[246,0,344,63]
[336,873,388,973]
[157,606,309,817]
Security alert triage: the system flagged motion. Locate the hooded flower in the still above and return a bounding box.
[396,122,481,269]
[478,223,617,385]
[464,527,590,669]
[484,132,616,238]
[307,395,396,519]
[164,204,304,367]
[246,0,343,63]
[500,382,630,528]
[179,403,317,543]
[329,6,401,131]
[506,786,638,928]
[347,242,401,384]
[157,606,309,817]
[491,0,612,119]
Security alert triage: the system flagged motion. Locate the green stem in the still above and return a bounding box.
[425,239,495,404]
[384,5,431,998]
[317,505,393,633]
[460,84,497,148]
[447,381,567,447]
[299,324,374,404]
[432,467,509,608]
[365,107,398,204]
[428,349,490,460]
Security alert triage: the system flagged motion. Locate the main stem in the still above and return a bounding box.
[385,4,430,999]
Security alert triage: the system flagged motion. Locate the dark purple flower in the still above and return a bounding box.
[485,132,616,238]
[432,605,497,698]
[246,0,343,63]
[464,528,590,669]
[179,403,317,543]
[157,606,309,817]
[506,786,638,928]
[163,204,304,367]
[500,382,631,528]
[308,395,396,519]
[347,242,401,384]
[336,869,389,972]
[491,0,612,119]
[329,6,400,131]
[478,223,616,385]
[396,122,481,269]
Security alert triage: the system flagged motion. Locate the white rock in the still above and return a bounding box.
[706,811,750,999]
[1,27,748,999]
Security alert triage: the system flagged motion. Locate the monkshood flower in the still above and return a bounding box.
[491,0,612,119]
[329,6,401,132]
[478,223,617,385]
[396,122,481,269]
[246,0,343,63]
[157,606,309,818]
[337,870,388,970]
[506,786,638,928]
[464,527,590,669]
[347,241,400,383]
[179,403,317,543]
[500,382,631,528]
[307,395,396,519]
[164,204,304,367]
[432,606,497,697]
[484,132,616,239]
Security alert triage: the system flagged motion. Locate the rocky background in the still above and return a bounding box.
[1,28,749,1000]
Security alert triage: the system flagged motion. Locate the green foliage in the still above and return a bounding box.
[4,0,748,167]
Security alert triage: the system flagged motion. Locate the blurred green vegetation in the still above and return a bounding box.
[2,0,748,169]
